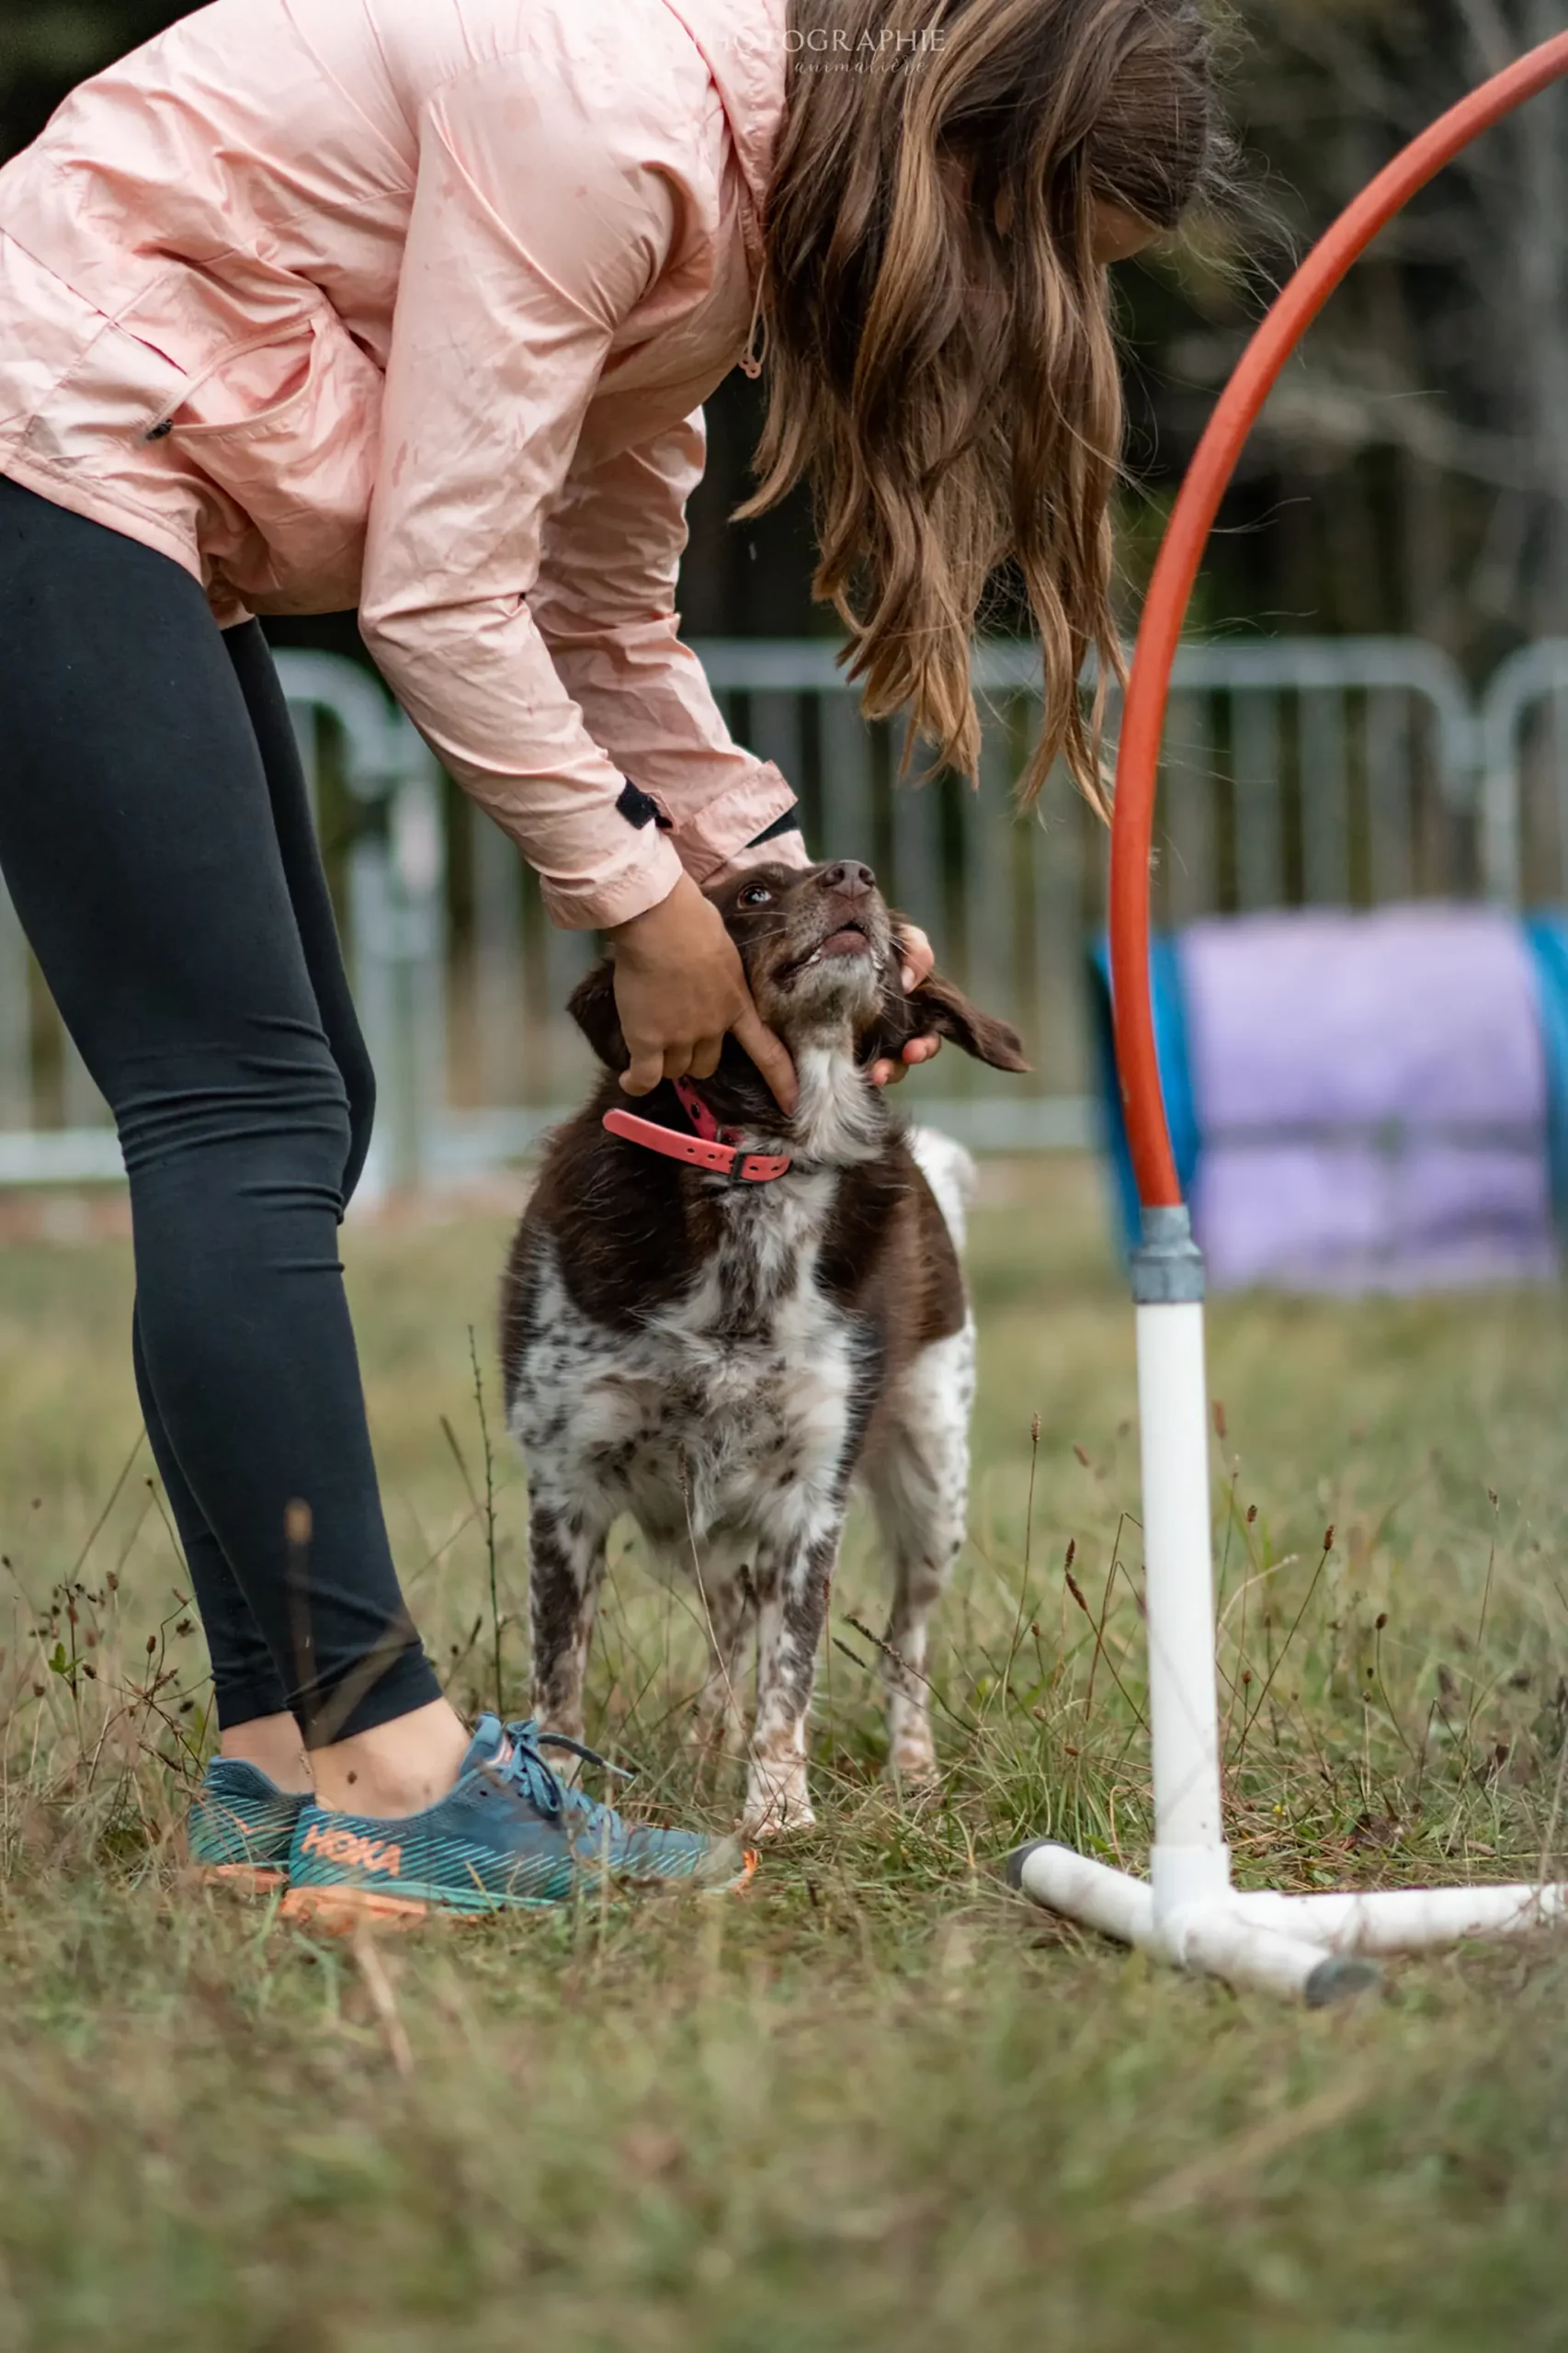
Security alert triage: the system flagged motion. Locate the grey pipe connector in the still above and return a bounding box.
[1130,1204,1208,1306]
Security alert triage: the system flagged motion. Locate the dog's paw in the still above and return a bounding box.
[886,1735,940,1790]
[742,1803,817,1842]
[741,1778,816,1840]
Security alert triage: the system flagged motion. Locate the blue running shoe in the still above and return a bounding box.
[279,1715,756,1929]
[188,1758,307,1893]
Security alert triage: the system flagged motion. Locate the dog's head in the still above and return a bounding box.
[572,859,1028,1145]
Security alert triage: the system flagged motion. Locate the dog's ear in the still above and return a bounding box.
[909,972,1031,1072]
[876,967,1030,1074]
[568,959,630,1073]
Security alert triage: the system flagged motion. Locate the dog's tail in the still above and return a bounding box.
[909,1126,978,1255]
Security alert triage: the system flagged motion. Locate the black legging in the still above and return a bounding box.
[0,477,440,1744]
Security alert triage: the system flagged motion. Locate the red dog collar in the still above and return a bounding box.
[603,1076,792,1186]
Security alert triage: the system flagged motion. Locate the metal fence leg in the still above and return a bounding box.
[471,802,525,1108]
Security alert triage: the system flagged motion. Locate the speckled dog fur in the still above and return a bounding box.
[500,861,1027,1836]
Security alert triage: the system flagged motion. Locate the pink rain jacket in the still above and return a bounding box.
[0,0,809,928]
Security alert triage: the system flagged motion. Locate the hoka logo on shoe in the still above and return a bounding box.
[300,1822,403,1877]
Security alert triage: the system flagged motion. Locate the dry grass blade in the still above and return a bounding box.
[352,1918,415,2081]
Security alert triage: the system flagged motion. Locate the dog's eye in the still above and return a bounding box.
[739,884,773,907]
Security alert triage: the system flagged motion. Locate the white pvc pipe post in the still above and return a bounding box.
[1128,1211,1232,1939]
[1137,1296,1230,1929]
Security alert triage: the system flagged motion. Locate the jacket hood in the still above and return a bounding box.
[657,0,790,265]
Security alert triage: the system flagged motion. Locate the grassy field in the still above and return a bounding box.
[1,1156,1567,2349]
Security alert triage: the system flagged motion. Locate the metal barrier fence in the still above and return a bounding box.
[5,636,1568,1192]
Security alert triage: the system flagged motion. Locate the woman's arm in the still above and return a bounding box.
[532,413,811,892]
[359,32,711,935]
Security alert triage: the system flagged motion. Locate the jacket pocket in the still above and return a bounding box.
[156,311,381,614]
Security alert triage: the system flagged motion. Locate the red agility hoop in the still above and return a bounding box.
[1012,35,1568,1998]
[1110,31,1568,1211]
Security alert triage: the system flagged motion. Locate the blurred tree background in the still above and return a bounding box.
[2,0,1566,678]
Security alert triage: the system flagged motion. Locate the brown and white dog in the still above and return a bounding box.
[499,858,1027,1835]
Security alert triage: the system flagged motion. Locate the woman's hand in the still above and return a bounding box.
[869,923,943,1089]
[608,872,798,1112]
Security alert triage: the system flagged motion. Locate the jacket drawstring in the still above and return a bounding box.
[739,273,768,381]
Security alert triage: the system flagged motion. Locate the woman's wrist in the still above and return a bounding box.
[605,866,702,949]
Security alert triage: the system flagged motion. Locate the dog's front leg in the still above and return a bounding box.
[744,1523,840,1837]
[691,1568,755,1765]
[866,1323,973,1787]
[528,1488,610,1755]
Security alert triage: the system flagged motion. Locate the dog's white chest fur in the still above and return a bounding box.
[507,1173,859,1575]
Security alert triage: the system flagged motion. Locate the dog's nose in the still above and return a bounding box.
[820,860,876,896]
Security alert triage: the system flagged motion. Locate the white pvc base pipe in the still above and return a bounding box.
[1011,1845,1568,1998]
[1228,1881,1568,1953]
[1011,1283,1568,2002]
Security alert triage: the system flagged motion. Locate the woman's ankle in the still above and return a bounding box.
[309,1697,472,1819]
[220,1712,313,1792]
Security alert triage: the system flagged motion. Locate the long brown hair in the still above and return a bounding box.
[744,0,1228,808]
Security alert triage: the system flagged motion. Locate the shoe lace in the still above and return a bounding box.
[494,1719,633,1842]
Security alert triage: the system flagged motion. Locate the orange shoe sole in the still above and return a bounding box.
[200,1862,289,1894]
[280,1883,446,1934]
[280,1849,760,1936]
